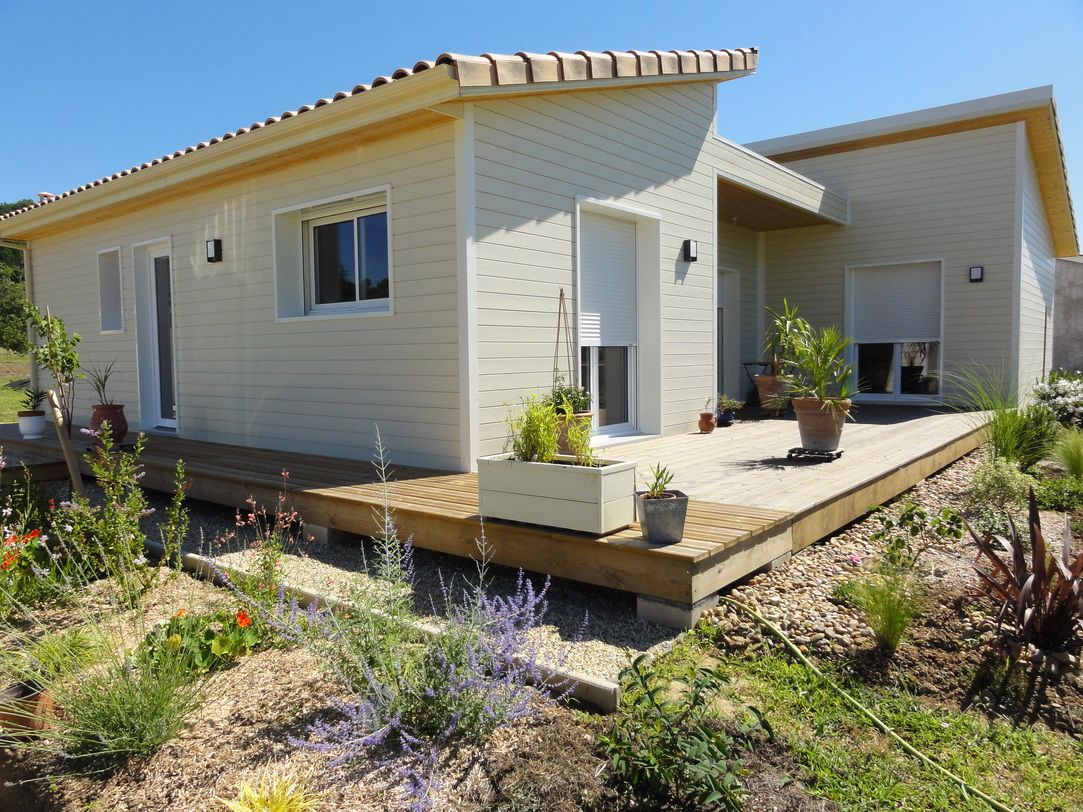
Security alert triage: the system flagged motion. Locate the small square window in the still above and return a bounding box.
[304,208,389,313]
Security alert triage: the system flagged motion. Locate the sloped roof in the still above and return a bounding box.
[0,47,756,226]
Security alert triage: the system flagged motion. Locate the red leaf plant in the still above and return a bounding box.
[968,489,1083,674]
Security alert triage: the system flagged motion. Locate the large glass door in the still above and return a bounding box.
[152,252,177,425]
[581,346,635,434]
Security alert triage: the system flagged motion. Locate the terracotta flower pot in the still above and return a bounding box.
[792,397,851,452]
[752,374,788,414]
[556,411,594,454]
[0,682,53,736]
[698,412,716,433]
[90,403,128,445]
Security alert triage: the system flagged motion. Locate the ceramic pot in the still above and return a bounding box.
[752,374,788,414]
[698,412,716,433]
[16,410,46,440]
[638,490,689,544]
[90,404,128,445]
[792,397,850,452]
[716,409,735,427]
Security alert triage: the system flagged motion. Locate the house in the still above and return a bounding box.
[1054,256,1083,371]
[0,48,1076,472]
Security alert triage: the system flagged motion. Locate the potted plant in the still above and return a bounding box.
[477,393,636,535]
[16,388,48,440]
[545,375,593,454]
[715,396,744,427]
[901,342,927,393]
[85,360,128,445]
[753,299,802,414]
[698,396,717,433]
[637,464,688,544]
[781,323,856,452]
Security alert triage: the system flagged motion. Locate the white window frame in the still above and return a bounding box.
[302,199,391,315]
[96,246,124,334]
[272,185,394,322]
[844,258,946,405]
[581,345,639,439]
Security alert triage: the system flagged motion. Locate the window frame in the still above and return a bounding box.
[96,245,124,334]
[272,185,394,322]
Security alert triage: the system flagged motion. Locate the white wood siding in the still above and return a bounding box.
[472,83,722,453]
[1018,128,1057,391]
[764,124,1021,398]
[27,124,462,469]
[716,221,759,398]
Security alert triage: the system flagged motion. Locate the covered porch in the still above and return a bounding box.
[0,406,980,628]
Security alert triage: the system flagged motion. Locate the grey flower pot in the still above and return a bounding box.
[637,490,689,545]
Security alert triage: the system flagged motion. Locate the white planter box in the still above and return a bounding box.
[477,453,637,536]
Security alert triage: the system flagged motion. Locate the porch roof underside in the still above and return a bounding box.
[716,175,847,230]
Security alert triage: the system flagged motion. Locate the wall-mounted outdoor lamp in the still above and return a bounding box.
[969,265,984,283]
[682,239,698,262]
[206,239,223,263]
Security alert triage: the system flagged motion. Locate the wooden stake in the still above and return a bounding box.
[47,389,85,497]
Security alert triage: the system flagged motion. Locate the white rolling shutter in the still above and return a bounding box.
[852,261,941,343]
[579,211,637,347]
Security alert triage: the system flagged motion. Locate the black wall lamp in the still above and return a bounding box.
[206,239,223,263]
[969,265,984,283]
[682,239,698,262]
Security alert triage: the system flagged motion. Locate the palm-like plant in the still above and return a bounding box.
[780,324,856,415]
[762,299,804,375]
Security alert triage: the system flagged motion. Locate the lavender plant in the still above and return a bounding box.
[217,429,569,811]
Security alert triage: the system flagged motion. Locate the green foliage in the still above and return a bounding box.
[870,502,964,572]
[851,572,924,651]
[719,651,1083,811]
[0,201,33,354]
[964,457,1035,536]
[56,432,152,603]
[216,766,322,812]
[141,607,262,674]
[600,653,767,810]
[18,387,46,412]
[969,490,1083,672]
[506,393,559,463]
[780,323,856,407]
[563,412,595,467]
[0,625,103,688]
[762,298,804,374]
[544,374,591,415]
[22,301,81,430]
[643,463,674,498]
[160,459,191,570]
[1052,427,1083,479]
[83,358,117,405]
[953,368,1059,470]
[50,639,203,767]
[1034,476,1083,512]
[715,396,744,413]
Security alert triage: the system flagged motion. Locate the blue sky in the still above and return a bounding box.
[2,0,1081,218]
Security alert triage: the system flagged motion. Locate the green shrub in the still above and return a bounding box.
[965,457,1035,517]
[1035,477,1083,512]
[506,393,559,463]
[953,369,1059,470]
[140,607,262,674]
[1052,428,1083,479]
[543,374,591,415]
[600,654,766,810]
[851,572,924,652]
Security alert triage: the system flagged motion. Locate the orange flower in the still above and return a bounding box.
[1,550,18,570]
[26,529,40,540]
[236,610,252,628]
[172,608,188,619]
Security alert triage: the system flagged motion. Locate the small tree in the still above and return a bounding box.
[23,302,81,433]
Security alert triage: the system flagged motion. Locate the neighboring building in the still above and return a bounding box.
[1054,256,1083,372]
[0,48,1076,470]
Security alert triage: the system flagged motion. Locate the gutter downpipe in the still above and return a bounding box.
[0,238,37,390]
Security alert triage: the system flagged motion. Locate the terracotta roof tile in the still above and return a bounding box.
[0,46,756,223]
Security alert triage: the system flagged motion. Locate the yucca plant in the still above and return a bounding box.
[779,324,857,415]
[968,490,1083,674]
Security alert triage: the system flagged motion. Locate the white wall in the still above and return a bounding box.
[1017,126,1058,391]
[28,123,463,469]
[763,124,1022,399]
[716,220,759,399]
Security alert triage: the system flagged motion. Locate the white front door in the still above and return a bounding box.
[579,211,637,435]
[134,240,178,429]
[151,251,177,426]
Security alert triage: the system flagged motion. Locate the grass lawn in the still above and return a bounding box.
[0,349,29,423]
[656,630,1083,811]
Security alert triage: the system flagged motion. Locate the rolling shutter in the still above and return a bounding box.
[579,211,637,347]
[852,261,941,343]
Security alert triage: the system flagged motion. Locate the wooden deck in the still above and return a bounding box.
[0,406,981,627]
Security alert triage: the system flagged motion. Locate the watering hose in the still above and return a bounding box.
[720,597,1014,812]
